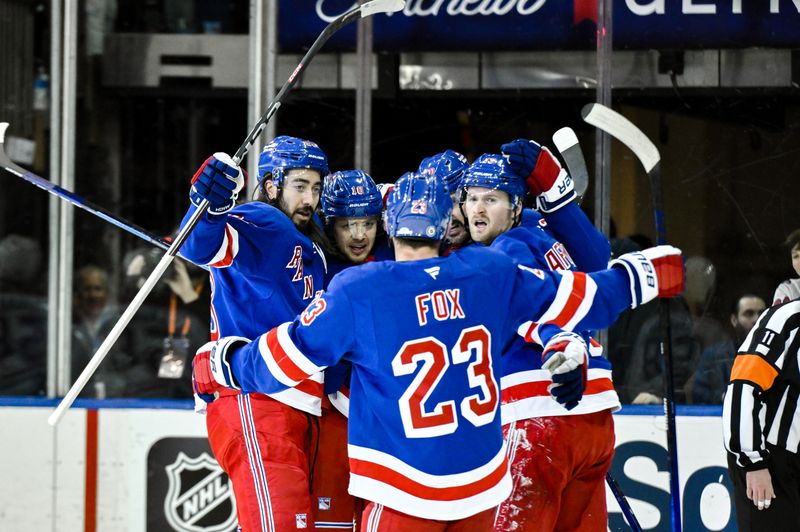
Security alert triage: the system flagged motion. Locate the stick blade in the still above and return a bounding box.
[361,0,405,17]
[552,127,588,202]
[582,103,660,173]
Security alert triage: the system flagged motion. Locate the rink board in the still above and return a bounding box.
[0,400,730,531]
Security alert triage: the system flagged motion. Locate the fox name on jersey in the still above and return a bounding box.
[216,246,638,520]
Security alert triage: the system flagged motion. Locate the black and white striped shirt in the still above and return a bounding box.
[723,300,800,470]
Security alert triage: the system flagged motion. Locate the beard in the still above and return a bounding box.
[278,196,313,234]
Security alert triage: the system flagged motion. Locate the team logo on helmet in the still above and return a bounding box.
[164,452,237,532]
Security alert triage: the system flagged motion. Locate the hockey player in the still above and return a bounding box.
[192,172,684,530]
[459,141,623,531]
[323,169,392,283]
[313,169,389,530]
[418,150,471,252]
[181,136,330,531]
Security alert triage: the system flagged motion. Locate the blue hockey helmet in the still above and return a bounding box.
[257,135,329,187]
[417,150,468,194]
[322,170,383,219]
[385,172,453,241]
[460,153,527,205]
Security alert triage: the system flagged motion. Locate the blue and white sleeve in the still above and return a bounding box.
[229,286,356,394]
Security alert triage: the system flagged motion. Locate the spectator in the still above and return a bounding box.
[625,297,700,404]
[692,294,766,404]
[772,228,800,305]
[625,255,728,405]
[72,264,123,396]
[117,247,208,398]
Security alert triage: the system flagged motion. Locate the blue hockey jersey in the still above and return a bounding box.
[226,246,634,520]
[180,202,327,414]
[491,205,619,421]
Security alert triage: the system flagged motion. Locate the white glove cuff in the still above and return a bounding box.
[210,335,251,390]
[609,252,659,308]
[537,167,576,213]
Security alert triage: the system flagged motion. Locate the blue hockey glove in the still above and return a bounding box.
[541,331,587,410]
[190,152,246,215]
[501,139,575,213]
[191,336,250,403]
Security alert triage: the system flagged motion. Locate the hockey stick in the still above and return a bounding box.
[0,122,209,270]
[582,103,681,532]
[606,472,643,532]
[552,127,588,204]
[551,128,644,532]
[47,0,406,426]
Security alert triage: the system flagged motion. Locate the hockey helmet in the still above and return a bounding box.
[417,149,468,194]
[385,172,452,241]
[460,153,527,205]
[322,170,383,219]
[257,135,329,188]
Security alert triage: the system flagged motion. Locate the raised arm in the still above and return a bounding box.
[179,153,246,265]
[501,138,610,271]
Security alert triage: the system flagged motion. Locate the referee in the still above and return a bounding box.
[723,299,800,530]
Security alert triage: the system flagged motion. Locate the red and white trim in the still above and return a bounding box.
[258,323,325,387]
[516,271,598,343]
[256,323,325,415]
[208,224,240,268]
[347,444,511,521]
[266,374,323,416]
[500,368,620,423]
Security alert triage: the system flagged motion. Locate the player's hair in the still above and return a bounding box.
[730,293,764,316]
[255,181,337,258]
[394,237,441,250]
[784,228,800,252]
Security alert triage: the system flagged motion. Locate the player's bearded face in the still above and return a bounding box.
[279,169,322,230]
[463,187,517,245]
[447,193,469,246]
[333,216,378,263]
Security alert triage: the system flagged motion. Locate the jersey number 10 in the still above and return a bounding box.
[392,325,498,438]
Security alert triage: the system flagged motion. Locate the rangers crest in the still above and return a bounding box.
[164,452,237,532]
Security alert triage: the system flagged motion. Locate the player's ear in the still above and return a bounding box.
[263,179,278,200]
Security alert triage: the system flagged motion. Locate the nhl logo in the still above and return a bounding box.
[164,452,237,532]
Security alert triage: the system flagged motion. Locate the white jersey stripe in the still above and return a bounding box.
[258,333,301,388]
[276,322,325,376]
[268,382,323,416]
[562,274,597,330]
[349,470,511,521]
[348,443,507,488]
[767,387,789,444]
[536,270,575,324]
[208,224,239,268]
